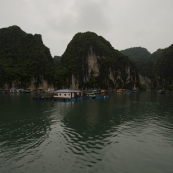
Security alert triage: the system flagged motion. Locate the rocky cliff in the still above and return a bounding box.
[61,32,140,90]
[0,25,54,89]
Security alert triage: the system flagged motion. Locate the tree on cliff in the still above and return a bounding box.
[0,25,54,88]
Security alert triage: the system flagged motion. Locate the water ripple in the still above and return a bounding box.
[1,92,173,173]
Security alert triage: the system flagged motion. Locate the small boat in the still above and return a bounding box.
[87,92,96,98]
[19,89,26,93]
[25,89,31,93]
[1,89,9,94]
[9,88,18,93]
[0,89,5,94]
[19,89,31,93]
[157,89,169,94]
[100,89,108,93]
[116,89,127,93]
[92,89,100,95]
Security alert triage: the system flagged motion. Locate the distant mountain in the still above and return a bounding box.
[121,47,164,79]
[0,26,158,90]
[147,49,164,79]
[121,47,151,62]
[121,47,151,77]
[150,49,163,62]
[0,25,54,88]
[53,56,61,65]
[59,32,140,89]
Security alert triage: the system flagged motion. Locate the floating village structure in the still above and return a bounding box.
[33,89,108,102]
[53,89,83,99]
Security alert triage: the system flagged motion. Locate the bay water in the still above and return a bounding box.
[0,91,173,173]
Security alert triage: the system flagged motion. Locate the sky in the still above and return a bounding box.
[1,0,173,57]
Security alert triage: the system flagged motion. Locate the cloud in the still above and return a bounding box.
[0,0,173,56]
[73,0,111,33]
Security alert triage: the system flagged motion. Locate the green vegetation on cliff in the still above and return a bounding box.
[121,47,151,62]
[1,25,171,90]
[53,56,61,65]
[121,47,163,79]
[155,44,173,89]
[60,32,139,89]
[121,47,151,78]
[0,25,54,88]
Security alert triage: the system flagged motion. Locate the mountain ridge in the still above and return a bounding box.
[0,25,172,90]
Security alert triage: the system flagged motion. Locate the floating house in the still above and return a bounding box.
[33,89,108,102]
[9,88,18,93]
[54,89,83,99]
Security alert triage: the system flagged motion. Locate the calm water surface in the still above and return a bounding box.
[0,92,173,173]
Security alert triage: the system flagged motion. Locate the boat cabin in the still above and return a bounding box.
[54,89,83,98]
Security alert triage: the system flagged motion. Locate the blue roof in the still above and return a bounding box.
[54,89,82,93]
[10,88,17,90]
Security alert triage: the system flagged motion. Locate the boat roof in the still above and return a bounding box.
[10,88,17,90]
[54,89,82,93]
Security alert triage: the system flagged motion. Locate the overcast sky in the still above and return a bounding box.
[1,0,173,57]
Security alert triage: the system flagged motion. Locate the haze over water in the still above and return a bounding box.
[0,91,173,173]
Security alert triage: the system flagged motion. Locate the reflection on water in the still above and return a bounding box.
[0,93,53,172]
[0,92,173,173]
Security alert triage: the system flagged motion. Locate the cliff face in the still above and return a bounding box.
[6,79,54,90]
[139,74,152,90]
[61,32,140,89]
[69,50,138,89]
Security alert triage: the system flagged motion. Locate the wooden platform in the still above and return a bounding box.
[32,95,108,102]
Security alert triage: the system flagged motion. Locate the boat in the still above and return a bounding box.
[18,89,31,93]
[87,92,96,98]
[1,89,9,94]
[44,88,54,93]
[0,89,5,94]
[25,89,31,93]
[19,89,26,93]
[157,89,170,94]
[9,88,18,93]
[100,89,108,93]
[116,89,127,93]
[92,89,100,95]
